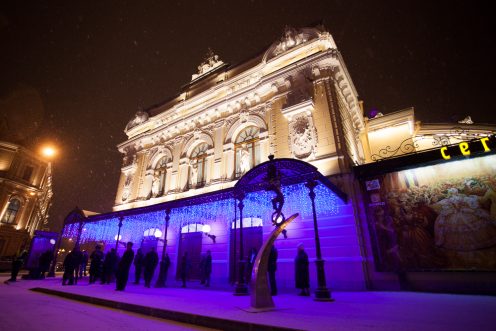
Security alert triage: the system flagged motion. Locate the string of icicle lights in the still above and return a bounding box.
[61,182,341,243]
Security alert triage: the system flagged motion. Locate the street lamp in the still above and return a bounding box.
[41,146,57,158]
[42,144,58,277]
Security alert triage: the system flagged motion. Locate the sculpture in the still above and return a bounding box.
[189,161,198,187]
[249,155,299,310]
[151,173,160,197]
[239,144,251,174]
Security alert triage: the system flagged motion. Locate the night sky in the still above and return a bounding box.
[1,1,494,231]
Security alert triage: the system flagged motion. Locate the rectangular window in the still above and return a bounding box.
[22,166,34,181]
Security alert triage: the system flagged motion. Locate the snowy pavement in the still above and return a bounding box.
[2,275,496,331]
[0,276,214,331]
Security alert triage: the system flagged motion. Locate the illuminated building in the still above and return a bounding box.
[62,26,496,293]
[0,141,53,267]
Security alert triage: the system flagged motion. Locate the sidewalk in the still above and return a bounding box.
[6,276,496,331]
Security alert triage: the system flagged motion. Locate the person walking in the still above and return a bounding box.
[143,247,159,288]
[102,248,118,284]
[133,248,144,284]
[79,250,89,277]
[180,252,190,288]
[246,247,257,283]
[62,250,76,285]
[39,250,52,279]
[72,247,83,284]
[4,250,28,284]
[268,245,278,296]
[156,252,171,287]
[295,243,310,296]
[89,245,104,284]
[199,253,206,285]
[116,242,134,291]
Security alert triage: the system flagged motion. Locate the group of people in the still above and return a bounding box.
[177,250,212,288]
[58,241,310,296]
[60,242,166,292]
[132,246,162,288]
[244,243,310,296]
[61,247,89,285]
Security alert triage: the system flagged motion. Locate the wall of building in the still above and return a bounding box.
[0,141,52,262]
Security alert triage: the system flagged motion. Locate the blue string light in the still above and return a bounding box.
[61,182,341,243]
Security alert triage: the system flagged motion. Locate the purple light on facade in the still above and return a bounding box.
[61,182,341,245]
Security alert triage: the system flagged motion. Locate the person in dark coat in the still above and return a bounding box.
[246,247,257,283]
[102,248,118,284]
[133,248,144,284]
[203,250,212,287]
[39,250,52,279]
[72,247,83,284]
[268,245,278,296]
[62,250,76,285]
[180,252,190,288]
[157,252,171,287]
[295,243,310,296]
[4,250,28,284]
[199,253,206,285]
[79,250,89,277]
[116,242,134,291]
[89,245,104,284]
[143,247,159,288]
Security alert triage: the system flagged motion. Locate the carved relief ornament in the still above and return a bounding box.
[282,99,318,160]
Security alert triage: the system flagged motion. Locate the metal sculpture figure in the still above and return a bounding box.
[249,155,299,310]
[266,155,285,225]
[249,213,299,311]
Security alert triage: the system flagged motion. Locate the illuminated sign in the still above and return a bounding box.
[440,136,494,160]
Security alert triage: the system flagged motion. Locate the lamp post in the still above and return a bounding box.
[234,192,248,295]
[115,216,124,250]
[306,179,333,301]
[40,145,57,277]
[47,232,62,277]
[155,208,171,288]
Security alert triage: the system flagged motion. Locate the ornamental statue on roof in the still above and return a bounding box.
[191,48,224,81]
[273,26,307,56]
[125,107,149,131]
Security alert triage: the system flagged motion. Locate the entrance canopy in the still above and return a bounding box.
[235,157,347,202]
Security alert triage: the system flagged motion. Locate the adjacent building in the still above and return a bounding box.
[0,141,53,266]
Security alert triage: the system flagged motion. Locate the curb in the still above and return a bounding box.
[30,287,299,331]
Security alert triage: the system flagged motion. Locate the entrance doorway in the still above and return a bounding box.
[177,232,202,281]
[229,219,263,283]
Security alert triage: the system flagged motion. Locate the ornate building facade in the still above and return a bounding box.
[62,26,496,294]
[114,26,364,211]
[0,141,53,264]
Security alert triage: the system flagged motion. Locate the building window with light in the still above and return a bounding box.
[235,126,260,177]
[190,143,208,188]
[2,198,21,225]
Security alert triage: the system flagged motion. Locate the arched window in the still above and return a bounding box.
[2,198,21,224]
[190,143,208,187]
[154,156,168,196]
[235,126,260,177]
[180,223,205,233]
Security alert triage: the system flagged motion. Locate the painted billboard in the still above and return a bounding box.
[365,154,496,271]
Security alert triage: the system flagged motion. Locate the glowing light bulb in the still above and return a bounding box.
[202,224,211,233]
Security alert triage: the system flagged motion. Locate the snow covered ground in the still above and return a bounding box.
[1,275,496,331]
[0,276,214,331]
